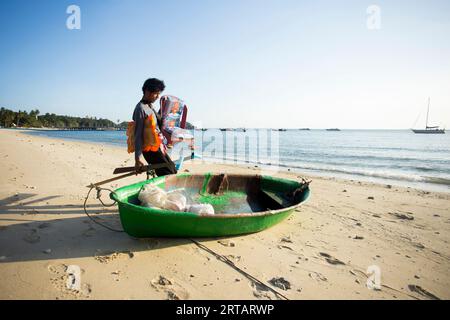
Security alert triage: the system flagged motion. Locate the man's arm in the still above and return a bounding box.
[133,105,145,172]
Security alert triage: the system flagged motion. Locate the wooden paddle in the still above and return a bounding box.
[113,154,194,174]
[113,162,175,174]
[86,172,138,188]
[87,161,176,188]
[88,152,196,188]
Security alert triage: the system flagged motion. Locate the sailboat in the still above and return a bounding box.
[412,98,445,134]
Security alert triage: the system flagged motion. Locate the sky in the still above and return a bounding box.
[0,0,449,129]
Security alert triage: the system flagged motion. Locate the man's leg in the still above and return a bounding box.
[142,149,177,176]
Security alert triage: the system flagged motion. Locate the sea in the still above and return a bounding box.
[24,128,450,192]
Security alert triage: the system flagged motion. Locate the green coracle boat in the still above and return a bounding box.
[110,173,310,237]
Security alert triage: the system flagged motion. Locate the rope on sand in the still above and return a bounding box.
[190,239,290,301]
[83,185,124,233]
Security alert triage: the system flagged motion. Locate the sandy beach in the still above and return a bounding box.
[0,128,449,300]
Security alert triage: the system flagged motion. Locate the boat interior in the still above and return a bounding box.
[126,173,310,214]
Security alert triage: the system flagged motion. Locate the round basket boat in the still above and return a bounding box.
[110,173,310,237]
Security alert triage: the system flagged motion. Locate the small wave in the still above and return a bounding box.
[411,166,435,172]
[277,149,450,164]
[424,177,450,186]
[280,163,428,183]
[281,157,450,174]
[202,155,431,184]
[312,145,450,153]
[201,155,450,183]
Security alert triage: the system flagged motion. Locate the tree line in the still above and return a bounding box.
[0,107,194,130]
[0,107,120,129]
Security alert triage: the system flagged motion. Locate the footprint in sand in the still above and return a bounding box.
[319,252,346,265]
[94,250,134,264]
[250,282,279,300]
[218,240,235,247]
[297,254,309,262]
[47,263,91,298]
[21,209,39,216]
[225,255,241,263]
[412,242,425,250]
[23,229,40,244]
[111,270,121,282]
[277,245,294,251]
[309,271,328,282]
[268,277,291,291]
[389,212,414,221]
[408,284,440,300]
[82,227,96,237]
[280,236,293,243]
[141,238,160,250]
[38,222,51,229]
[150,275,189,300]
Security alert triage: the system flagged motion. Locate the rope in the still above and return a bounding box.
[412,109,423,128]
[94,187,118,207]
[83,185,124,233]
[190,239,290,300]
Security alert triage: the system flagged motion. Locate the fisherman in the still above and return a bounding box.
[132,78,177,176]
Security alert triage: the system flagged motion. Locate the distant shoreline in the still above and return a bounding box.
[1,126,439,131]
[0,126,125,132]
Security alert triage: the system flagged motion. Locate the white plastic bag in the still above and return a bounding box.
[138,184,167,208]
[165,190,187,211]
[139,185,212,214]
[186,204,215,215]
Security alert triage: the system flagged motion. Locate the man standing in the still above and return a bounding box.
[133,78,177,176]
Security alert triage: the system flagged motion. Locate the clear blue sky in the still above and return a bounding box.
[1,0,449,129]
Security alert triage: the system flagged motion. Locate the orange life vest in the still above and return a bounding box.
[126,113,161,153]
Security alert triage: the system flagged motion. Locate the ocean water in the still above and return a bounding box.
[24,128,450,192]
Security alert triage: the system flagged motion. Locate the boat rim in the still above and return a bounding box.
[110,173,310,218]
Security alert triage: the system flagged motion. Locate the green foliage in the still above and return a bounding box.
[0,107,117,129]
[0,107,196,130]
[185,121,195,129]
[117,121,129,129]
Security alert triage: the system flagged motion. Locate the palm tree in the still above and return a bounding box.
[31,109,40,120]
[16,110,27,127]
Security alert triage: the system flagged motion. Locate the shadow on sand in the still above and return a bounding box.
[0,192,114,217]
[0,193,233,264]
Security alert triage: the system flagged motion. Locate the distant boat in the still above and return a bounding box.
[326,128,340,131]
[298,128,310,131]
[278,129,287,131]
[412,98,445,134]
[201,128,208,131]
[219,128,231,131]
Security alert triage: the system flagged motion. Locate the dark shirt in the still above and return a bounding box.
[132,101,161,159]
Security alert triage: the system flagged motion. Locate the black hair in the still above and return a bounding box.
[142,78,166,93]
